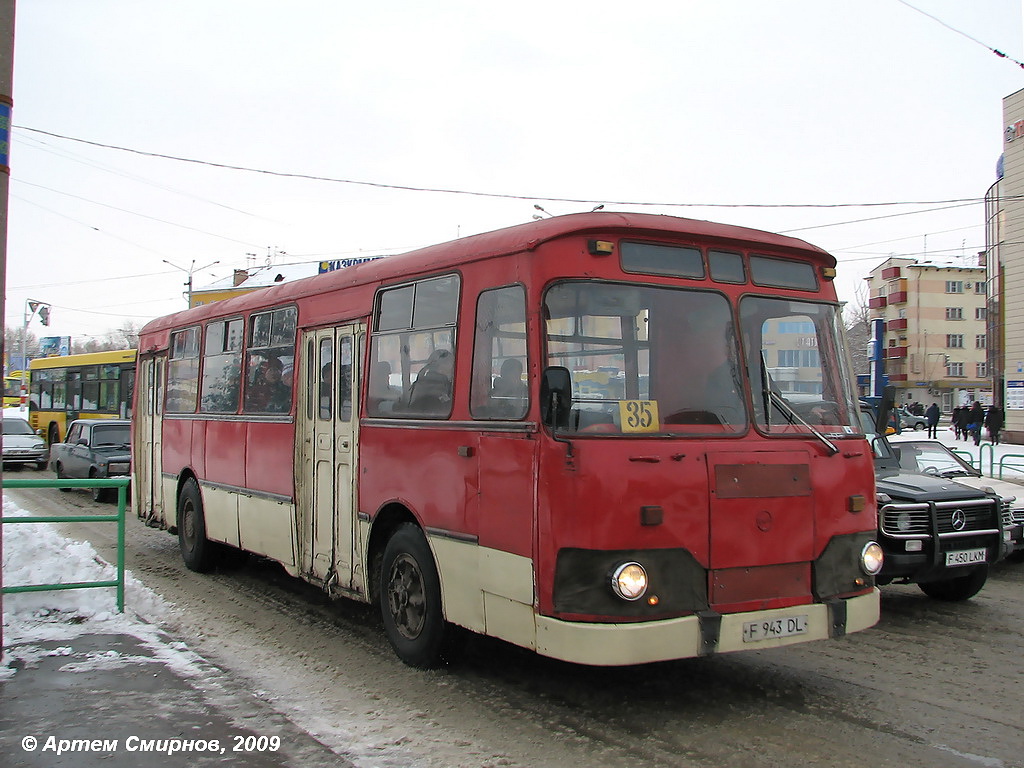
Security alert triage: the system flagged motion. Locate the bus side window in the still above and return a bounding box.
[470,285,528,420]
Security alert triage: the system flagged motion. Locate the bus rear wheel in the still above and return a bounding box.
[178,478,220,573]
[380,523,447,669]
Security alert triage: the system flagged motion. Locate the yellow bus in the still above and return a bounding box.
[3,372,26,408]
[29,350,137,444]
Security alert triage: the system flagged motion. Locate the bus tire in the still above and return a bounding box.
[178,478,219,573]
[918,565,988,601]
[380,523,448,669]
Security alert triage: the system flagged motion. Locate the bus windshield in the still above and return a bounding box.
[544,282,860,437]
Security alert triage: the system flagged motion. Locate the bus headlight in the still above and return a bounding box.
[860,541,884,576]
[610,562,648,601]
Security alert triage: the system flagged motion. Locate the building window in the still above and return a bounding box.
[945,307,963,320]
[898,308,907,319]
[975,282,986,294]
[976,307,987,320]
[947,362,964,377]
[946,334,964,348]
[945,281,963,294]
[977,362,987,378]
[976,334,987,349]
[777,349,821,368]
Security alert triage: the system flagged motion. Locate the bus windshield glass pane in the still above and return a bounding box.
[740,296,861,436]
[544,282,746,435]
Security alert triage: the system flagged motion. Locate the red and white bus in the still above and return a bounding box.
[133,212,882,668]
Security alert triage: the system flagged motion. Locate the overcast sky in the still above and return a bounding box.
[5,0,1024,345]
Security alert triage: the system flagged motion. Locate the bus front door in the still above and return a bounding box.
[298,326,360,591]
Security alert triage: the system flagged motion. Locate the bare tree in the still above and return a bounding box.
[3,326,40,371]
[844,282,872,377]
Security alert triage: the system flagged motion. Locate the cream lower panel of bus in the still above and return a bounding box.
[534,589,880,667]
[197,484,241,548]
[428,536,535,641]
[195,481,296,569]
[236,494,296,570]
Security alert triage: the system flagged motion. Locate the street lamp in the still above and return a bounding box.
[163,259,220,308]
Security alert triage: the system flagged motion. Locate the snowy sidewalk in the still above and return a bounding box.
[1,500,350,768]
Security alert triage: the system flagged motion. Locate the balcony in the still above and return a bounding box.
[882,267,902,279]
[886,346,908,358]
[868,296,887,309]
[887,291,908,304]
[887,318,907,331]
[887,373,908,382]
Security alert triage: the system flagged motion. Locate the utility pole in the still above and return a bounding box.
[163,258,219,308]
[1,0,17,652]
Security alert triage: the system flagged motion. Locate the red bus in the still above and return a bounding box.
[133,212,882,668]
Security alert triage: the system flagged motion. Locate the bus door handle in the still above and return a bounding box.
[629,456,661,463]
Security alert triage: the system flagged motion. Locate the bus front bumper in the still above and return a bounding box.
[533,589,879,666]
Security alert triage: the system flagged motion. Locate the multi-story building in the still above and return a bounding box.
[865,257,990,412]
[992,87,1024,443]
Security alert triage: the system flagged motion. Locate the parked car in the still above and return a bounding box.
[49,419,132,502]
[897,407,927,431]
[860,403,1005,600]
[2,416,48,470]
[894,439,1024,560]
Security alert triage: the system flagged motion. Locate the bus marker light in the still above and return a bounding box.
[647,595,659,606]
[847,494,866,513]
[611,562,648,601]
[588,239,615,256]
[821,266,837,279]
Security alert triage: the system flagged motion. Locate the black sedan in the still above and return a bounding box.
[49,419,132,503]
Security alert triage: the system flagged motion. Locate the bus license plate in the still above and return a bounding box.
[945,548,987,567]
[742,615,809,643]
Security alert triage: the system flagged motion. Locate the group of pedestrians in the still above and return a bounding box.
[949,402,1004,445]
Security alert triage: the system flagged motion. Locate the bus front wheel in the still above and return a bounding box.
[178,478,219,573]
[380,523,448,669]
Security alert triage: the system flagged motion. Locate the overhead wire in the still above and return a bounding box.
[16,125,1006,212]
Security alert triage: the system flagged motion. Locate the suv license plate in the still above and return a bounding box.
[742,615,809,643]
[945,548,987,567]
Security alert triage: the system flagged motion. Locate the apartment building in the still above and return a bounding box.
[991,87,1024,443]
[865,257,990,412]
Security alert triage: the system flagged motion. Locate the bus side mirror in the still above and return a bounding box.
[540,366,572,429]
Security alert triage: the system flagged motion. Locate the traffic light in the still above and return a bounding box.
[38,305,50,326]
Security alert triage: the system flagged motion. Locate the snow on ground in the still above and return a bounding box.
[0,496,178,681]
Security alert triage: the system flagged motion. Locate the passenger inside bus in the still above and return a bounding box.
[368,360,400,414]
[247,356,291,413]
[406,349,454,414]
[489,358,527,417]
[669,316,744,426]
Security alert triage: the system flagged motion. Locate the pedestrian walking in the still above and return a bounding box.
[985,404,1004,445]
[925,402,940,439]
[953,406,969,440]
[968,401,985,446]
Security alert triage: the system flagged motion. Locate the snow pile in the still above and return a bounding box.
[1,496,171,678]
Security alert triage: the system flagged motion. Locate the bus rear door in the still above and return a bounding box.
[298,325,361,591]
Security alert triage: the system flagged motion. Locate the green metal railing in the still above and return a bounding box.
[2,478,130,611]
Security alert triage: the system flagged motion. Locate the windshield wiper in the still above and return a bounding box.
[767,389,839,456]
